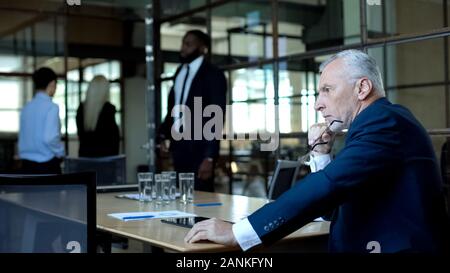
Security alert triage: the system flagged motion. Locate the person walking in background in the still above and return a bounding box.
[76,75,120,157]
[19,67,64,174]
[157,29,227,192]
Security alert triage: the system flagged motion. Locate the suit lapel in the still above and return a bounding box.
[169,65,183,107]
[185,59,207,106]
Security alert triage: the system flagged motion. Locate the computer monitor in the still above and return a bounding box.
[267,160,301,200]
[0,172,96,253]
[64,155,126,186]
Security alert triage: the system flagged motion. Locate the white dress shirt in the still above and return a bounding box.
[172,55,204,133]
[18,92,65,162]
[304,153,332,172]
[174,55,204,106]
[232,153,332,251]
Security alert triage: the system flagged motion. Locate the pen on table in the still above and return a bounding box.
[194,202,223,207]
[123,215,155,220]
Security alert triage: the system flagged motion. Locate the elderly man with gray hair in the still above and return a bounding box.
[184,49,450,253]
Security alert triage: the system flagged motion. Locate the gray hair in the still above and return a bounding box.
[319,49,385,96]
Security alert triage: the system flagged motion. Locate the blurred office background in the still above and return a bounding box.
[0,0,449,199]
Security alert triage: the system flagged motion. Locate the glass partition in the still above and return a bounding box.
[211,0,273,66]
[367,0,445,39]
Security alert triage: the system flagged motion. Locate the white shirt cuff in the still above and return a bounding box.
[232,218,262,251]
[307,153,331,172]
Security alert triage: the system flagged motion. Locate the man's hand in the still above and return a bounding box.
[184,218,238,246]
[308,123,335,155]
[198,158,213,180]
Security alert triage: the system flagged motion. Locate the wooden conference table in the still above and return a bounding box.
[96,191,330,253]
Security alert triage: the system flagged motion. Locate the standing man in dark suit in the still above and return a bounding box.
[185,50,450,253]
[158,30,227,192]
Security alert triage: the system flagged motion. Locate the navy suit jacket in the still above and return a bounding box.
[158,59,227,191]
[248,98,450,253]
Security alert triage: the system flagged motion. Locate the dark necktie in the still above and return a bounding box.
[179,64,190,105]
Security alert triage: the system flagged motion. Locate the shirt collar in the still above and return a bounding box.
[186,55,204,71]
[35,91,51,101]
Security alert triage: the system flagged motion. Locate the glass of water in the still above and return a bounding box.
[154,174,163,205]
[162,171,177,201]
[179,173,194,204]
[137,172,153,202]
[161,173,171,204]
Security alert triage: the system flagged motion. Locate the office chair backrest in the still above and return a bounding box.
[0,172,96,253]
[64,155,126,186]
[440,141,450,216]
[267,159,301,200]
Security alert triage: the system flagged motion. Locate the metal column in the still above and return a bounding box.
[144,2,156,173]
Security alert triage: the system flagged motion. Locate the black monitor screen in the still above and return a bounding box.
[64,156,125,186]
[0,184,89,253]
[272,168,296,199]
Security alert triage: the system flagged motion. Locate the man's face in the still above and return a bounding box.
[179,33,205,63]
[315,59,360,132]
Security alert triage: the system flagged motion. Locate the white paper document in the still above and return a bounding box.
[116,193,181,201]
[116,193,140,200]
[108,210,196,221]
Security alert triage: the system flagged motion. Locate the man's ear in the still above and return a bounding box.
[46,80,56,96]
[356,77,373,101]
[201,45,208,55]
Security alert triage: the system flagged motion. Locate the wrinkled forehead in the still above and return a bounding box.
[318,58,347,87]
